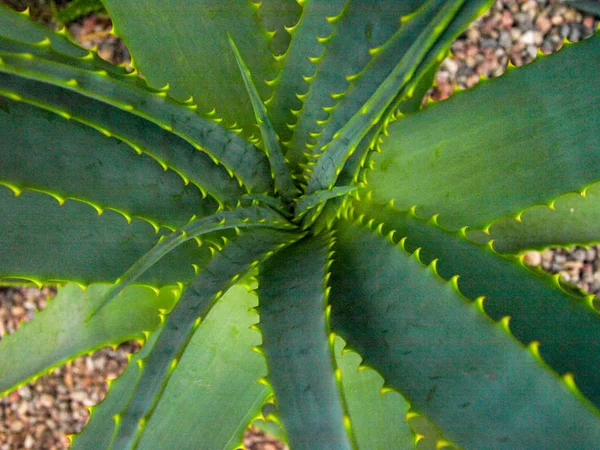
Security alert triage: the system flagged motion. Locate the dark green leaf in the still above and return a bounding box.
[258,234,352,449]
[330,216,600,448]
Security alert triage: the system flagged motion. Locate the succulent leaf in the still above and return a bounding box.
[258,233,352,449]
[368,31,600,230]
[0,3,90,58]
[256,0,302,56]
[1,1,600,447]
[0,186,214,286]
[72,283,271,450]
[0,97,218,228]
[101,0,279,138]
[103,229,300,449]
[90,205,296,318]
[266,0,346,145]
[305,0,493,171]
[285,0,430,169]
[0,72,244,204]
[332,336,414,449]
[0,284,178,396]
[355,200,600,409]
[306,0,465,194]
[330,216,600,448]
[0,49,274,194]
[228,35,297,202]
[477,181,600,253]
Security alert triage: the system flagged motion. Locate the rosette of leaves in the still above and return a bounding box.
[1,1,600,448]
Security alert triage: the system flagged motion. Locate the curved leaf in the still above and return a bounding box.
[330,216,600,448]
[354,199,600,409]
[0,97,217,229]
[0,186,213,286]
[0,50,273,193]
[479,181,600,253]
[0,4,87,57]
[0,72,244,205]
[306,0,465,194]
[267,0,346,145]
[307,0,493,165]
[91,205,295,317]
[258,234,352,449]
[333,336,414,449]
[368,32,600,230]
[72,284,270,450]
[256,0,302,56]
[106,229,300,449]
[101,0,278,137]
[0,284,178,396]
[285,0,426,167]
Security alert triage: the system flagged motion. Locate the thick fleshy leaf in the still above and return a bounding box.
[229,36,297,202]
[306,0,493,165]
[267,0,346,145]
[0,49,273,193]
[0,4,87,58]
[256,0,302,56]
[101,0,278,137]
[258,234,352,449]
[333,336,414,449]
[284,0,426,167]
[476,181,600,253]
[367,32,600,230]
[563,0,600,16]
[330,216,600,448]
[105,229,299,449]
[0,186,213,286]
[91,205,295,317]
[0,284,178,396]
[306,0,465,194]
[73,284,270,450]
[0,72,244,204]
[0,97,216,229]
[354,199,600,409]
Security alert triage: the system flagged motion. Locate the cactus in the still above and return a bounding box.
[1,1,600,448]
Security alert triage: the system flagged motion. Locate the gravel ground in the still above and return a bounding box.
[0,0,598,448]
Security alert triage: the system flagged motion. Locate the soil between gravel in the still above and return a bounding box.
[0,0,598,448]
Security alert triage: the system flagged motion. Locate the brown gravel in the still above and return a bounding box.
[0,0,599,448]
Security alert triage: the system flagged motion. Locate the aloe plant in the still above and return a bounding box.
[1,0,600,448]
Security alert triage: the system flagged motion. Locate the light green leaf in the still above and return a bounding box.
[478,181,600,253]
[104,229,300,449]
[101,0,278,137]
[334,336,414,449]
[73,284,270,450]
[0,283,178,396]
[368,32,600,230]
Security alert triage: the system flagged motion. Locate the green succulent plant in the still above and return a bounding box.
[1,0,600,448]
